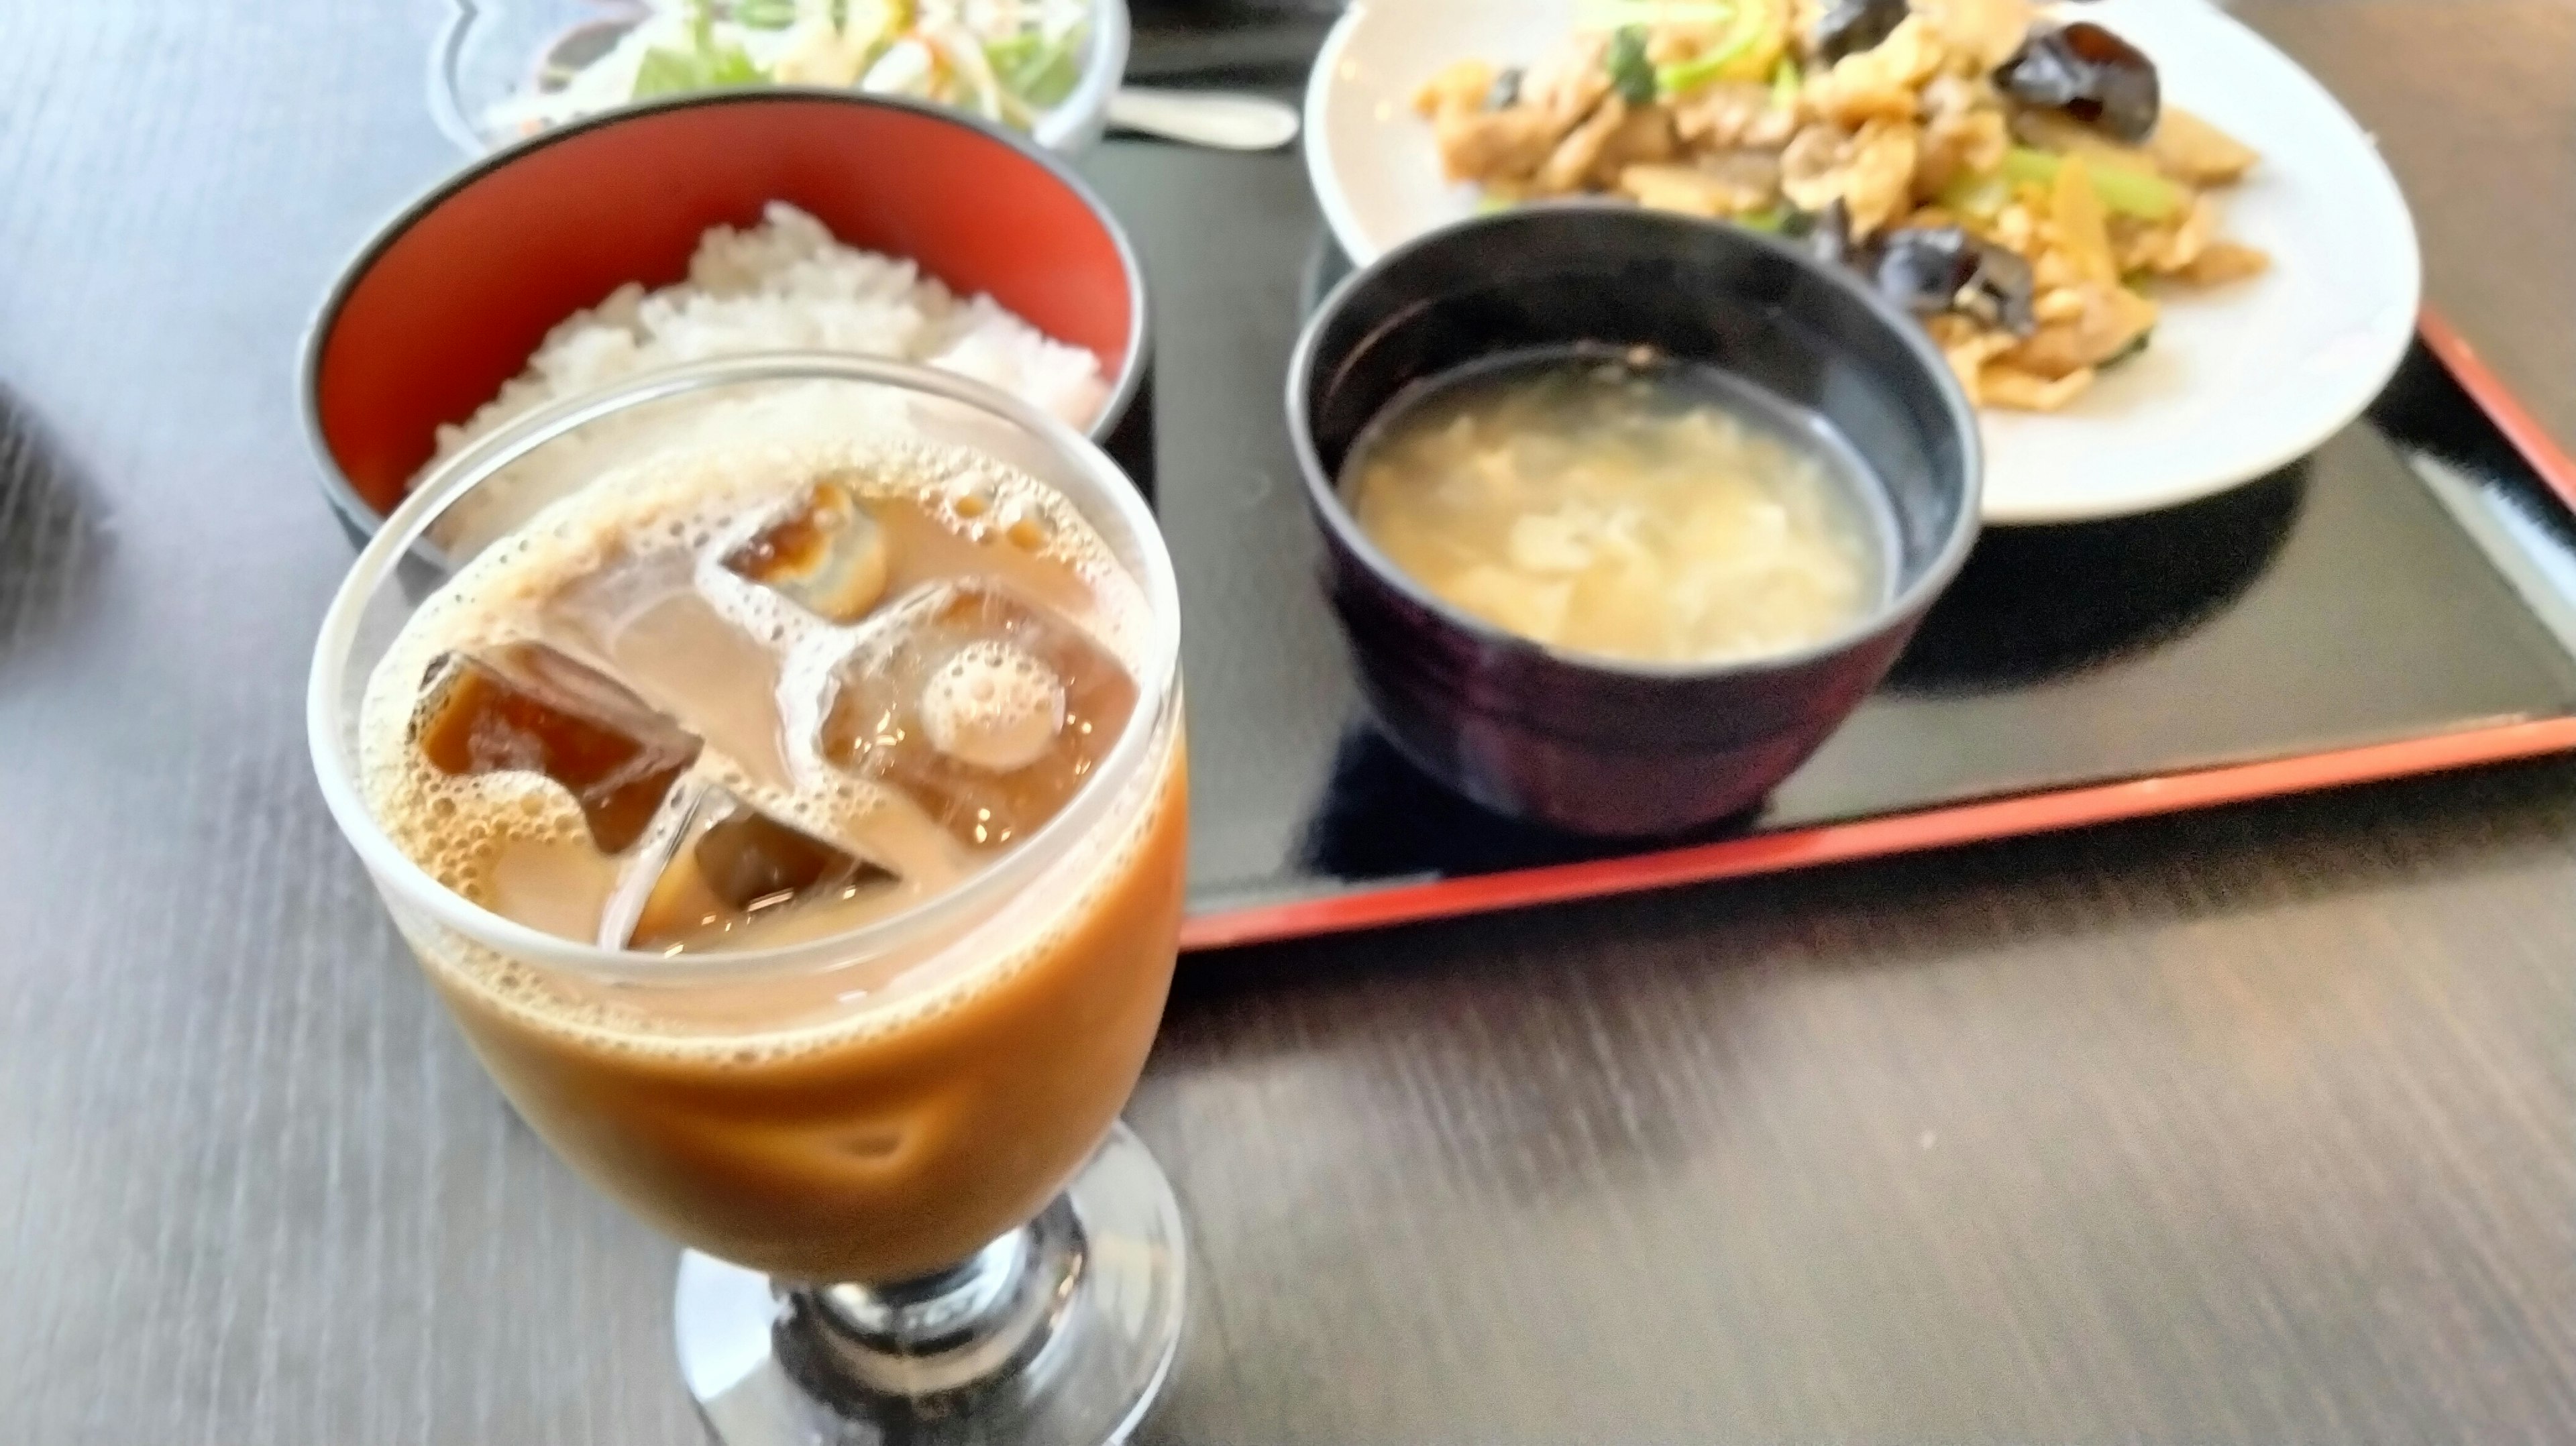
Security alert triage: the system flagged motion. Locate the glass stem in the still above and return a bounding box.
[776,1195,1087,1404]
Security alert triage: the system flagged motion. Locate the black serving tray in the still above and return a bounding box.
[1072,143,2576,948]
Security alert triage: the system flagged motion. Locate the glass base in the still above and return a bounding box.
[676,1121,1186,1445]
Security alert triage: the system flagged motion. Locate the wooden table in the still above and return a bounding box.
[6,3,2574,1441]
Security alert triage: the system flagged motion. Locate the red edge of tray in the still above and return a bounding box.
[2416,308,2576,516]
[1179,311,2576,953]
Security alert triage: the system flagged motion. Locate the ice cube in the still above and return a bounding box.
[412,643,702,854]
[915,640,1067,773]
[820,583,1139,851]
[609,785,895,953]
[547,549,792,789]
[723,477,890,623]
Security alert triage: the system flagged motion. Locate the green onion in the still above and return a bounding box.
[1769,55,1800,108]
[734,0,797,30]
[1652,0,1776,98]
[1937,170,2012,218]
[1606,25,1658,106]
[1998,147,2182,221]
[1655,29,1758,95]
[1735,204,1788,232]
[987,32,1039,68]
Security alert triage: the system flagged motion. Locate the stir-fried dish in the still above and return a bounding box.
[494,0,1090,139]
[1413,0,2271,411]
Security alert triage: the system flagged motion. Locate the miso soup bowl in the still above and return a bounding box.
[1287,205,1982,837]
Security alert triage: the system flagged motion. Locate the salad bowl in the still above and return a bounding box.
[434,0,1128,154]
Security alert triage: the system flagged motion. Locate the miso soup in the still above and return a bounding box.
[1340,349,1888,666]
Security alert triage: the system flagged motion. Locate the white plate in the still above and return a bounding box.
[1303,0,2422,524]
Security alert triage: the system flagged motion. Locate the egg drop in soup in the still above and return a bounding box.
[1340,350,1888,666]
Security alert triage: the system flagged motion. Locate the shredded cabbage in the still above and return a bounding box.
[484,0,1092,140]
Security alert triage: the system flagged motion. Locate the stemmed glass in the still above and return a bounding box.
[307,354,1187,1445]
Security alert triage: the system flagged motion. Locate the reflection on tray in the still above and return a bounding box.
[1130,4,1337,86]
[1298,725,1760,880]
[0,386,103,681]
[2370,346,2576,612]
[1291,465,2310,883]
[1889,465,2306,693]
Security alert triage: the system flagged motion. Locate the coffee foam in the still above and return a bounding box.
[918,640,1066,772]
[359,431,1167,1064]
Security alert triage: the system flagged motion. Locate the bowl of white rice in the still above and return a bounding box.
[303,89,1149,545]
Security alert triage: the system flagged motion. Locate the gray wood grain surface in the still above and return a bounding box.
[5,2,2575,1442]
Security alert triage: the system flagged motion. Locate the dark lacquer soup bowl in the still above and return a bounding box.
[1287,205,1982,837]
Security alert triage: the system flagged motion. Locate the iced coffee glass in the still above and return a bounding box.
[307,355,1187,1445]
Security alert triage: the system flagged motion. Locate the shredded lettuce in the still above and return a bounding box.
[613,0,1084,127]
[633,41,764,99]
[1937,170,2013,219]
[987,29,1085,109]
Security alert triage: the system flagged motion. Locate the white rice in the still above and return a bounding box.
[415,203,1112,549]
